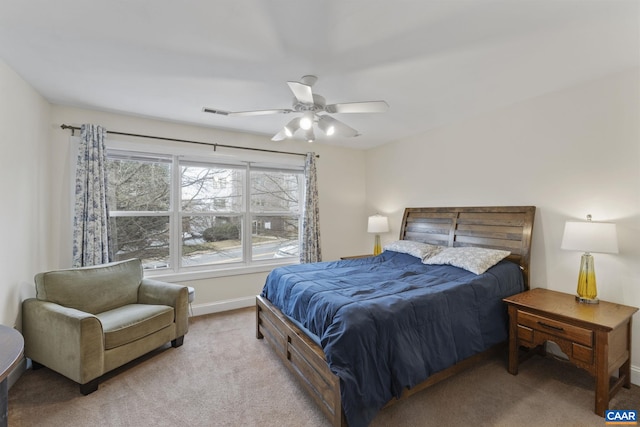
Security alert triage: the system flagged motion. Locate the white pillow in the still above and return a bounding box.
[422,246,511,274]
[383,240,443,260]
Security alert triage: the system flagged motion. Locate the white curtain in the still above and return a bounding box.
[300,152,321,263]
[72,124,111,267]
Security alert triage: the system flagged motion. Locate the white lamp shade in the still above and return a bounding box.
[561,220,618,254]
[368,215,389,233]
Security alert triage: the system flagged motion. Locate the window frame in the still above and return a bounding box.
[105,147,304,280]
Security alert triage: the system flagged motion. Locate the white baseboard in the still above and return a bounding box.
[190,296,255,317]
[632,364,640,386]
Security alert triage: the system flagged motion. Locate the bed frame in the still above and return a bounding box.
[256,206,536,426]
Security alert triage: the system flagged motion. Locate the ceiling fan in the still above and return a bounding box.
[203,75,389,142]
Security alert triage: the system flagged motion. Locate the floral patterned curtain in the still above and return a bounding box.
[301,152,321,263]
[72,124,111,267]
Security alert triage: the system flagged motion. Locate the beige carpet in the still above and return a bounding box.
[8,307,639,426]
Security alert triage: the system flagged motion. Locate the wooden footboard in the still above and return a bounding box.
[257,294,505,426]
[256,294,346,427]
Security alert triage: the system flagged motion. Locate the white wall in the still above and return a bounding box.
[48,106,367,313]
[0,60,51,327]
[365,68,640,382]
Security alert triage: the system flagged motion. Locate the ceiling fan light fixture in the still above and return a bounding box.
[299,112,314,130]
[304,128,315,143]
[283,117,300,138]
[299,118,312,130]
[271,129,287,141]
[318,116,336,136]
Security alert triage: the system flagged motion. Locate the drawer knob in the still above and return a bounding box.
[537,321,564,332]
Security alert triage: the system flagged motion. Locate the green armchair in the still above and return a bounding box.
[22,258,189,395]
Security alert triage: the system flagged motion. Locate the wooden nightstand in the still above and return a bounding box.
[503,288,638,416]
[340,254,374,260]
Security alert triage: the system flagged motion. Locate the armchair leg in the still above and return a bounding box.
[80,379,99,395]
[171,336,184,348]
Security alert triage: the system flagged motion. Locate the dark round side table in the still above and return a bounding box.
[0,325,23,427]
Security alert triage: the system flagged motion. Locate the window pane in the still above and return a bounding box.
[251,170,300,213]
[181,165,244,212]
[182,215,243,266]
[110,216,170,269]
[107,157,171,211]
[252,215,299,260]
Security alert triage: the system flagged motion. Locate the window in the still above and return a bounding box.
[107,154,172,269]
[250,168,301,261]
[107,150,303,273]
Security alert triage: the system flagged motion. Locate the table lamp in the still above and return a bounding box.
[368,214,389,255]
[561,215,618,304]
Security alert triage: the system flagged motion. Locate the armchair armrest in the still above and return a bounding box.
[138,279,189,337]
[22,298,104,385]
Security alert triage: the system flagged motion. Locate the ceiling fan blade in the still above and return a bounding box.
[325,101,389,114]
[318,115,359,138]
[203,107,292,117]
[287,81,314,104]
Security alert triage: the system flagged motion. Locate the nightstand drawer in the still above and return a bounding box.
[517,324,534,344]
[572,342,593,364]
[517,311,593,347]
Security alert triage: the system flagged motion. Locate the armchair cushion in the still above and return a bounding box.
[97,304,174,350]
[34,259,142,314]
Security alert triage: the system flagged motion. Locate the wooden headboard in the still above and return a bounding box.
[399,206,536,289]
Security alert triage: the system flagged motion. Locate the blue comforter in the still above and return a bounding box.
[260,250,524,427]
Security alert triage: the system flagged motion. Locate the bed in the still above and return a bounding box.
[256,206,536,427]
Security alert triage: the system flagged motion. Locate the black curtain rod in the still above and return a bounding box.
[59,124,318,158]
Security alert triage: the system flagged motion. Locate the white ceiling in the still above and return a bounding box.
[0,1,637,149]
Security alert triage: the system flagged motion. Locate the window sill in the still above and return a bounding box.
[142,259,299,282]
